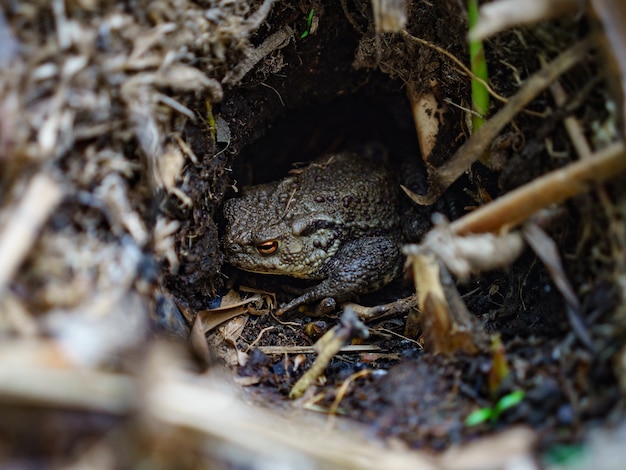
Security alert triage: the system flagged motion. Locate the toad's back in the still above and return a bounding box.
[289,153,400,236]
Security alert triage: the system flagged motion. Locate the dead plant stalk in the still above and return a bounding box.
[405,38,593,205]
[449,141,626,235]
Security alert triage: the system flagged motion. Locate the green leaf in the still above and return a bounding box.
[465,407,494,426]
[542,444,586,466]
[300,9,315,39]
[465,390,525,427]
[493,390,525,416]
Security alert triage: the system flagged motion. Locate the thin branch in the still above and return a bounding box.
[449,141,626,235]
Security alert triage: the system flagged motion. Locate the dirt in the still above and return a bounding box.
[157,2,619,462]
[2,0,625,466]
[159,0,626,457]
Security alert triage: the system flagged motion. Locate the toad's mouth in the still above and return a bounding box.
[224,250,322,280]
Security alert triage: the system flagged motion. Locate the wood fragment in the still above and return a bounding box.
[409,251,488,355]
[414,222,526,280]
[222,27,292,85]
[372,0,407,33]
[0,340,135,413]
[470,0,581,41]
[290,308,369,399]
[257,344,382,355]
[449,141,626,235]
[0,174,63,294]
[549,78,593,159]
[345,295,417,322]
[407,85,446,162]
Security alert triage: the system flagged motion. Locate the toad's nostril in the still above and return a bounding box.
[228,244,241,253]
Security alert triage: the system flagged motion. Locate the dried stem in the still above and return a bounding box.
[449,141,626,235]
[0,174,63,294]
[406,38,593,205]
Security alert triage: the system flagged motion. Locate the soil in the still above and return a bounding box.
[165,0,623,457]
[2,0,625,467]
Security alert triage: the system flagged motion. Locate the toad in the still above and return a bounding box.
[223,152,402,315]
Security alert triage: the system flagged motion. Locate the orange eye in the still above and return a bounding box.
[256,240,278,255]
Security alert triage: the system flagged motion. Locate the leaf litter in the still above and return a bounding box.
[1,0,626,468]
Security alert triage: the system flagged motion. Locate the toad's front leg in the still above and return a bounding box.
[277,236,401,315]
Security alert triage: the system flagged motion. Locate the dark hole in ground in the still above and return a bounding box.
[232,89,420,184]
[217,87,426,314]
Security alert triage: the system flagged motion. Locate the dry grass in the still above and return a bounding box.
[1,0,626,468]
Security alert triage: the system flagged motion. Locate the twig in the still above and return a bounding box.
[400,29,508,104]
[245,326,275,352]
[0,341,134,413]
[289,308,368,399]
[449,141,626,235]
[328,369,372,416]
[549,77,592,159]
[222,27,292,85]
[256,344,382,355]
[0,174,63,294]
[551,74,626,311]
[404,38,593,205]
[344,295,417,322]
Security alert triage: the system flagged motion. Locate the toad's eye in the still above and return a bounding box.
[256,240,278,255]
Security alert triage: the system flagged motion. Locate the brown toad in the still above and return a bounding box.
[223,152,401,314]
